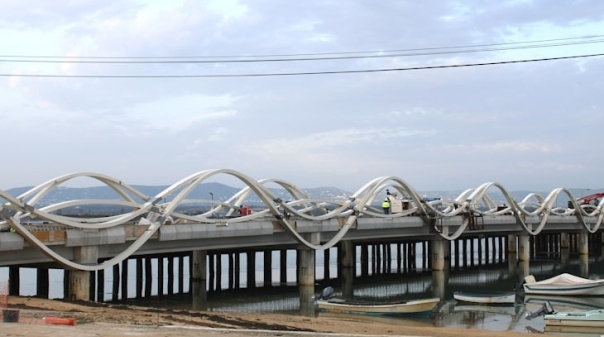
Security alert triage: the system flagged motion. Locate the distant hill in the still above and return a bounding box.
[4,183,352,207]
[4,184,600,209]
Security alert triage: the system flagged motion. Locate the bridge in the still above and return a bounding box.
[1,169,603,304]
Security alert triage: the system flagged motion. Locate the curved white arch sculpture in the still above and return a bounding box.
[0,169,602,271]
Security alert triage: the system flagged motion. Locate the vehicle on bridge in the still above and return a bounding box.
[568,192,604,210]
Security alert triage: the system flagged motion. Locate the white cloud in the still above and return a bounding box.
[121,94,238,133]
[0,1,602,192]
[444,141,555,154]
[249,127,435,157]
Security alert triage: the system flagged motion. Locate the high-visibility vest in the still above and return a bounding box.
[382,201,390,208]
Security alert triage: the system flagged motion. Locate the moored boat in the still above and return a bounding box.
[453,291,516,305]
[523,273,604,296]
[316,297,440,316]
[524,294,604,310]
[544,309,604,329]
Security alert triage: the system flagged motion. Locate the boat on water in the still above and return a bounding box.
[315,297,440,316]
[453,304,518,316]
[523,273,604,296]
[544,309,604,329]
[524,294,604,311]
[453,291,516,305]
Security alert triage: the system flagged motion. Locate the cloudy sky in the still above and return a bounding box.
[1,0,603,193]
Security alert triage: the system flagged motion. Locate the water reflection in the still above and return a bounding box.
[116,257,604,336]
[318,311,433,328]
[209,258,603,335]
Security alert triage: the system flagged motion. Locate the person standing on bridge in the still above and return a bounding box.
[382,199,390,214]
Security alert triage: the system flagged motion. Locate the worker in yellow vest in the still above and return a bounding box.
[381,199,390,214]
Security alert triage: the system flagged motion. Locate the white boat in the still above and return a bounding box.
[545,309,604,329]
[453,291,516,305]
[316,297,440,316]
[524,294,604,310]
[523,273,604,296]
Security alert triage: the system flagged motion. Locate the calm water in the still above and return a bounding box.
[2,250,604,336]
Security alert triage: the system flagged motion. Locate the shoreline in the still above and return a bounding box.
[2,295,537,337]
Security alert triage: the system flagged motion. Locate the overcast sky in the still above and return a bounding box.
[1,1,603,193]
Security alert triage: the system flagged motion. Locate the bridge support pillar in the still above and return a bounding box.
[430,239,445,271]
[507,234,517,255]
[339,240,354,298]
[579,232,589,277]
[298,233,319,316]
[298,234,319,287]
[560,232,570,263]
[8,266,20,296]
[518,235,530,262]
[507,235,517,274]
[69,246,98,301]
[191,250,207,310]
[579,231,589,256]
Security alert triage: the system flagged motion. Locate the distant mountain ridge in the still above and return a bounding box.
[4,183,352,207]
[4,184,600,208]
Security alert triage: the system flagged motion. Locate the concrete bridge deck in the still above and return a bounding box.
[0,169,602,302]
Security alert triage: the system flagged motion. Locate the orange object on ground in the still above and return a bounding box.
[43,316,76,325]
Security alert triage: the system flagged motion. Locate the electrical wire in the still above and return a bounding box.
[1,53,602,78]
[0,35,603,63]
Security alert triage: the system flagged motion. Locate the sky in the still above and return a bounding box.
[1,0,603,193]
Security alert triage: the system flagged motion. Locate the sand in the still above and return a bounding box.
[1,296,535,337]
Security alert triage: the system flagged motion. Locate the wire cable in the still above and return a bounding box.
[0,35,603,63]
[1,53,602,78]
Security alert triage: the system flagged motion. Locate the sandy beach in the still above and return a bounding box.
[0,296,538,337]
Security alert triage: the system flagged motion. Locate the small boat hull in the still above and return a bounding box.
[453,291,515,305]
[545,309,604,328]
[524,294,604,310]
[523,273,604,296]
[316,297,440,316]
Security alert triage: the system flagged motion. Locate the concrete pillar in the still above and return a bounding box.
[234,253,241,289]
[578,231,590,277]
[36,267,49,299]
[298,233,319,316]
[135,257,143,298]
[518,260,530,284]
[167,256,174,295]
[214,254,221,292]
[323,247,331,280]
[280,249,287,284]
[144,258,152,297]
[178,255,185,294]
[191,250,207,309]
[191,250,207,310]
[69,246,98,301]
[560,233,570,263]
[340,240,354,298]
[246,251,256,288]
[518,234,530,262]
[263,249,272,287]
[97,269,105,302]
[507,234,517,254]
[580,254,589,277]
[121,259,129,300]
[444,240,451,266]
[432,270,446,299]
[507,235,517,273]
[579,231,589,256]
[8,266,19,296]
[431,239,445,271]
[297,234,318,287]
[111,264,119,301]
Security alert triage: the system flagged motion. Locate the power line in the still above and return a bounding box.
[1,53,602,78]
[0,35,603,63]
